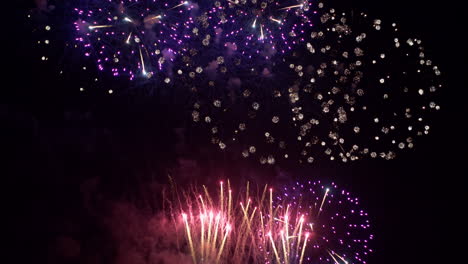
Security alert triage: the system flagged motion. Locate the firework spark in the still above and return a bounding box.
[200,0,315,57]
[74,0,193,80]
[277,180,374,264]
[189,2,442,164]
[169,179,372,264]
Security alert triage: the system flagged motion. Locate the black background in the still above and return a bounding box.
[5,0,466,263]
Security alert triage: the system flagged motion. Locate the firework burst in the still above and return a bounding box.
[277,180,374,264]
[169,179,372,264]
[189,2,442,164]
[198,0,315,57]
[74,0,194,80]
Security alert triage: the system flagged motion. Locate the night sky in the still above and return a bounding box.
[5,1,466,264]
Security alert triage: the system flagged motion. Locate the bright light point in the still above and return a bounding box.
[184,1,189,5]
[79,87,84,92]
[182,213,187,219]
[270,17,282,24]
[305,232,310,238]
[252,18,257,28]
[88,25,112,30]
[126,33,132,44]
[108,89,113,94]
[45,25,51,31]
[226,225,232,231]
[124,17,132,22]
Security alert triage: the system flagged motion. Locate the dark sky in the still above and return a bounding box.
[5,1,466,264]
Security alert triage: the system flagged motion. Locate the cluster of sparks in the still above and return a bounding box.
[72,0,313,80]
[278,180,373,263]
[173,180,372,263]
[204,0,314,56]
[74,0,193,80]
[188,3,442,164]
[30,1,442,164]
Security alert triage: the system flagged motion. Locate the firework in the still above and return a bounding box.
[178,181,235,263]
[277,180,374,264]
[192,0,315,58]
[171,181,311,263]
[189,2,442,164]
[30,1,442,161]
[169,179,372,264]
[74,0,194,80]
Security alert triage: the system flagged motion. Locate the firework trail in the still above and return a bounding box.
[168,179,372,264]
[74,0,194,80]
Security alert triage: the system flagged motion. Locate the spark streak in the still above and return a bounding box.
[144,15,162,23]
[88,25,113,30]
[268,232,281,264]
[172,180,370,264]
[182,213,197,264]
[216,225,231,262]
[123,17,134,23]
[318,188,330,217]
[278,4,304,10]
[260,24,264,40]
[125,32,132,44]
[169,1,189,10]
[139,47,148,77]
[270,17,282,24]
[299,233,309,264]
[252,18,257,28]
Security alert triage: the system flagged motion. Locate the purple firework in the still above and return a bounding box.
[277,180,374,263]
[73,0,194,80]
[193,0,316,59]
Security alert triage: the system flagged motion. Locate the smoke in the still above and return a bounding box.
[162,48,176,61]
[260,43,277,58]
[42,139,290,264]
[35,0,48,11]
[205,60,220,80]
[48,236,81,263]
[225,42,238,57]
[214,28,223,45]
[105,203,190,264]
[47,176,192,264]
[261,68,272,77]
